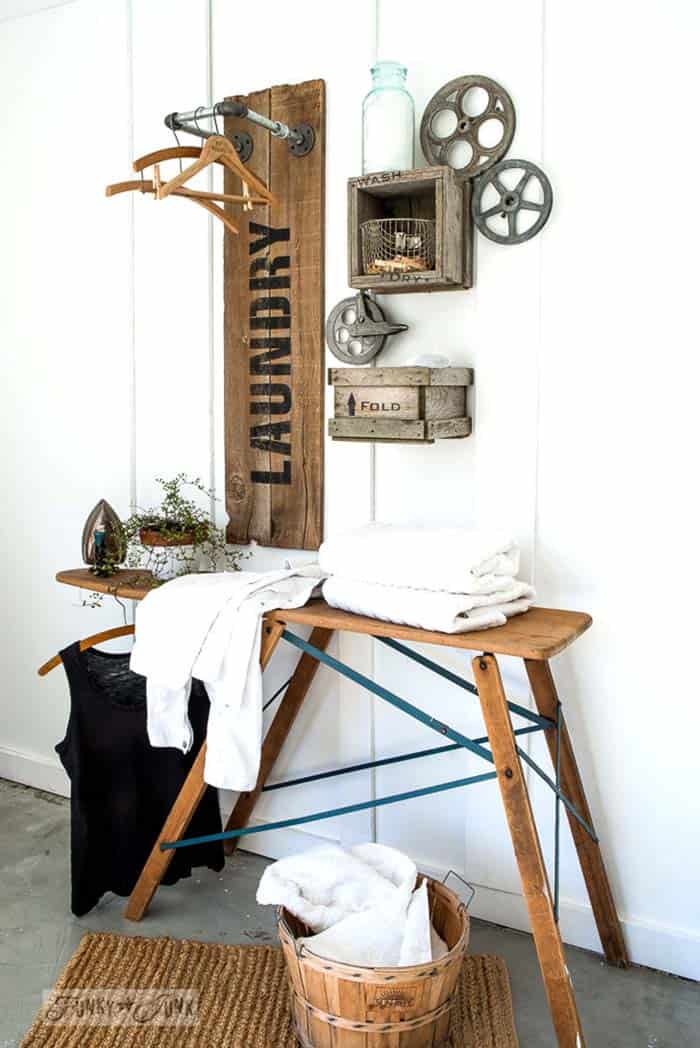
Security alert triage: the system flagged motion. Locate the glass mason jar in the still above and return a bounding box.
[362,61,415,175]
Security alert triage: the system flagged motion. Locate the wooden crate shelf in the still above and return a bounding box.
[347,166,473,294]
[328,366,472,443]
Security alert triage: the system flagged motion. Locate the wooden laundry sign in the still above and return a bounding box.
[224,80,325,550]
[248,221,292,485]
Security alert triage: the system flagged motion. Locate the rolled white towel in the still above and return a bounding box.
[323,576,535,634]
[256,842,416,932]
[299,876,446,968]
[319,523,520,594]
[257,843,446,967]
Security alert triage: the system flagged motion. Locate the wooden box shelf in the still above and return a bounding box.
[347,166,473,294]
[328,366,472,443]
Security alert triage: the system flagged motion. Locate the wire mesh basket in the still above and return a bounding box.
[361,217,436,275]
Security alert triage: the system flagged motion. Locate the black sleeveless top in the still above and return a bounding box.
[56,643,224,916]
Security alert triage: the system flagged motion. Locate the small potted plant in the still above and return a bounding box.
[87,474,246,586]
[121,474,246,580]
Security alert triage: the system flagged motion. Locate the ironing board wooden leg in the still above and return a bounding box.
[525,658,628,968]
[223,626,334,855]
[124,621,285,922]
[474,653,586,1048]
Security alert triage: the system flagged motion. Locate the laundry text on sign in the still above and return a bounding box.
[248,222,292,485]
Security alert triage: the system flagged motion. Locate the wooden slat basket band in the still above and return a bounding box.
[329,367,473,444]
[278,877,469,1047]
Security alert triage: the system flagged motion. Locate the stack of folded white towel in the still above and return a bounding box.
[319,523,535,634]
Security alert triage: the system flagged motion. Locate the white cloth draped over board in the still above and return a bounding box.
[130,566,322,791]
[131,525,533,792]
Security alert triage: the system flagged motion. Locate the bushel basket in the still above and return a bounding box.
[278,876,469,1048]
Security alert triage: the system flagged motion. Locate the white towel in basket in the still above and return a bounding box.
[256,842,446,967]
[300,876,446,968]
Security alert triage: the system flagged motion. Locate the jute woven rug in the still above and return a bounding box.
[22,932,518,1047]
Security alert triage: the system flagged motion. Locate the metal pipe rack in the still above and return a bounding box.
[165,101,315,159]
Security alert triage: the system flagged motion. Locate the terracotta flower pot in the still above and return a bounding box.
[139,527,195,548]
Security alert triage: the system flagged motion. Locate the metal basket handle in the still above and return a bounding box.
[442,869,476,911]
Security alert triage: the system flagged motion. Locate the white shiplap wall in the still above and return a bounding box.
[0,0,698,979]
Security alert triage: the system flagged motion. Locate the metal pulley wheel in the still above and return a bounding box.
[325,292,407,365]
[471,159,553,245]
[420,75,516,181]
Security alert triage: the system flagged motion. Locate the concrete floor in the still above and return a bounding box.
[0,779,696,1047]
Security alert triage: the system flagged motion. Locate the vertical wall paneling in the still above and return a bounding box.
[211,0,376,847]
[0,0,133,791]
[533,0,700,977]
[370,0,544,899]
[130,0,212,508]
[1,0,699,979]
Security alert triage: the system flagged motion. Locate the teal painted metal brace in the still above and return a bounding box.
[280,629,496,764]
[160,626,596,853]
[376,636,555,730]
[281,630,596,843]
[263,724,543,793]
[161,770,498,850]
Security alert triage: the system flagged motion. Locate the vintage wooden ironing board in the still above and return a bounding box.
[51,568,628,1047]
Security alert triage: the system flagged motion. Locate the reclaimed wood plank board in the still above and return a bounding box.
[224,80,325,550]
[329,367,473,387]
[224,89,272,544]
[422,386,466,419]
[425,417,472,439]
[329,418,427,440]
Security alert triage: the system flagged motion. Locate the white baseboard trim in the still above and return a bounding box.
[0,744,69,797]
[416,859,700,982]
[4,750,697,980]
[216,793,339,859]
[237,819,340,860]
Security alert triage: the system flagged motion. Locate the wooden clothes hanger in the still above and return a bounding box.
[107,174,268,207]
[38,624,135,677]
[105,178,243,237]
[151,135,275,204]
[130,145,272,206]
[106,139,275,238]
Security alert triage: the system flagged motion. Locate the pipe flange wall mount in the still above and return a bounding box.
[289,123,315,157]
[420,75,516,181]
[472,159,553,245]
[231,132,253,164]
